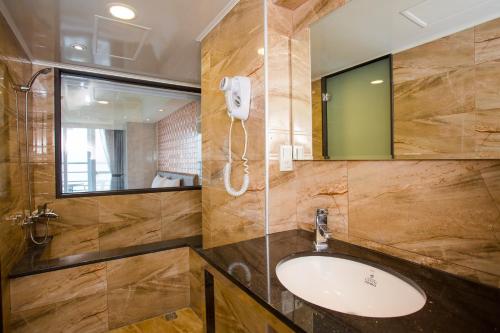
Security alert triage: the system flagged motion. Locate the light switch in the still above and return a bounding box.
[293,145,304,160]
[279,145,293,171]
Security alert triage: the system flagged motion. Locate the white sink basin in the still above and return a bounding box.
[276,255,426,318]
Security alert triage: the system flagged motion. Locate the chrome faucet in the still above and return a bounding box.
[314,208,332,251]
[22,203,58,245]
[25,203,59,224]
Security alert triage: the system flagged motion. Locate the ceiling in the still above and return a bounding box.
[311,0,500,79]
[61,74,199,129]
[0,0,236,85]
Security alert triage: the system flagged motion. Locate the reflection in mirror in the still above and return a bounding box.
[295,0,500,160]
[57,72,201,196]
[323,56,392,160]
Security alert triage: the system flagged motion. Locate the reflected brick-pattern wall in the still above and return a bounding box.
[157,101,201,176]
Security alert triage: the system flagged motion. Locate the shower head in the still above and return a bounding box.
[15,67,52,92]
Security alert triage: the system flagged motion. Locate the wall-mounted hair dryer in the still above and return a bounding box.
[219,76,251,197]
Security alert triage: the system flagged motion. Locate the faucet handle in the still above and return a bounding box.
[316,208,328,215]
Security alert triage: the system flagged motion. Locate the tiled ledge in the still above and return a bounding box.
[9,235,202,278]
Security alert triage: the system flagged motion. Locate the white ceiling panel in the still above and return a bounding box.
[311,0,500,79]
[0,0,237,85]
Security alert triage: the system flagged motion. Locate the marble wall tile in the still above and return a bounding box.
[394,68,476,157]
[10,263,108,333]
[98,194,162,251]
[311,79,322,159]
[272,0,308,10]
[295,161,348,235]
[393,28,474,84]
[291,27,313,159]
[10,263,106,312]
[9,248,191,333]
[106,248,190,329]
[201,0,266,248]
[474,17,500,64]
[189,249,208,319]
[0,13,31,333]
[268,161,297,233]
[202,160,265,248]
[394,18,500,158]
[160,191,202,241]
[348,160,500,277]
[10,293,108,333]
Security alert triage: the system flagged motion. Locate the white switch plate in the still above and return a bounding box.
[293,145,304,160]
[280,145,293,171]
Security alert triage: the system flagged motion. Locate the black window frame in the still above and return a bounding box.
[54,68,202,198]
[320,54,394,160]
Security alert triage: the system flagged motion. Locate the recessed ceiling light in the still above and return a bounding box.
[71,43,87,51]
[97,100,109,105]
[257,48,264,55]
[108,4,136,20]
[158,108,165,112]
[146,118,150,121]
[370,80,384,85]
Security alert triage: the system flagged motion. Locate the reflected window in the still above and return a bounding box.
[57,71,201,196]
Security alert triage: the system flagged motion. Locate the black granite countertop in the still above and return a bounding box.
[10,235,202,278]
[195,230,500,333]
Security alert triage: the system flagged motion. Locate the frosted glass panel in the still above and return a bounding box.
[325,58,392,160]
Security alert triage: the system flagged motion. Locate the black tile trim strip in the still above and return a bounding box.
[204,270,215,333]
[9,235,202,278]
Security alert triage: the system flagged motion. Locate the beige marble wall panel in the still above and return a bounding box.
[394,19,500,158]
[267,1,293,160]
[474,17,500,64]
[272,0,308,10]
[393,28,474,84]
[10,248,190,333]
[161,191,202,241]
[394,68,476,157]
[10,263,106,312]
[189,249,208,319]
[10,294,108,333]
[311,79,322,159]
[10,264,108,333]
[348,160,500,278]
[0,13,31,333]
[268,161,297,233]
[126,122,157,189]
[98,194,162,251]
[202,0,265,248]
[106,248,190,329]
[291,27,313,159]
[202,160,265,248]
[295,161,348,234]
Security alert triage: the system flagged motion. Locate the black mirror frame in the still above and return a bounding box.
[54,68,202,198]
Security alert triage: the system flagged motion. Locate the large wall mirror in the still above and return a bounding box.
[55,69,201,197]
[293,0,500,160]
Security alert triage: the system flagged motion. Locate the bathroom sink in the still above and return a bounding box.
[276,254,426,318]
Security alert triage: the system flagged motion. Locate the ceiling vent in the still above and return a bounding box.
[400,0,491,28]
[93,15,151,61]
